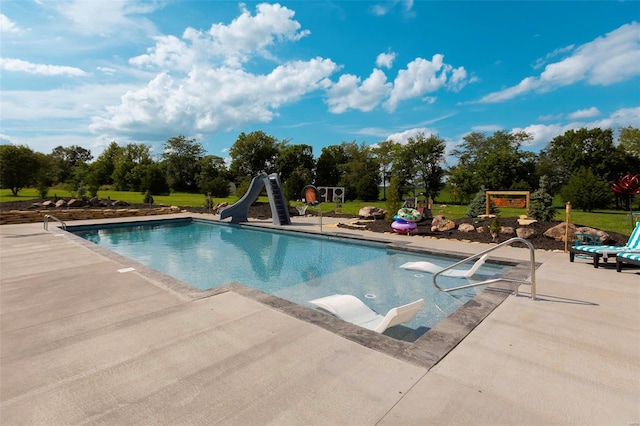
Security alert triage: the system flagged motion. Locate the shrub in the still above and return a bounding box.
[467,186,498,218]
[143,190,154,205]
[561,167,612,212]
[385,175,402,222]
[529,176,556,221]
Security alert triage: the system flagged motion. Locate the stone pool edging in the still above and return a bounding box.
[0,206,183,225]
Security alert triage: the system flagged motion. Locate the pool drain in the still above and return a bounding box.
[364,293,376,299]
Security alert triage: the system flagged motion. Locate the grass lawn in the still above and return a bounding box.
[1,188,636,236]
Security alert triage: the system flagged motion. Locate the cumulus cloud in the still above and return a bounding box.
[0,14,20,33]
[0,58,87,77]
[376,52,396,69]
[90,58,338,139]
[569,107,600,119]
[385,55,469,111]
[326,69,392,113]
[92,4,330,139]
[480,22,640,103]
[131,3,310,70]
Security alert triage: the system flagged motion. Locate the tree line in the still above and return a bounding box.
[1,126,639,211]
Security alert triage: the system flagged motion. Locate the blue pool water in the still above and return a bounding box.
[73,219,508,333]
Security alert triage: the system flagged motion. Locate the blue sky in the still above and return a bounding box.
[1,1,639,166]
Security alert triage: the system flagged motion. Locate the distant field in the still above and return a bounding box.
[1,187,636,236]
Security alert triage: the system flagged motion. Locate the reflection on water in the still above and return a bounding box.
[74,220,508,334]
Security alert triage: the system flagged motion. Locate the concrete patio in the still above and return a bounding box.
[1,214,638,424]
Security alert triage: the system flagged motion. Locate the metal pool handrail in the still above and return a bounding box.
[44,214,67,231]
[432,237,537,300]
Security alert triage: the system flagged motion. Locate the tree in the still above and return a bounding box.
[275,143,315,182]
[0,145,41,195]
[162,135,205,192]
[112,143,154,192]
[449,131,535,202]
[529,176,556,221]
[229,131,280,179]
[196,155,229,196]
[619,126,640,159]
[561,167,612,212]
[540,127,628,194]
[49,145,93,184]
[92,141,123,186]
[393,133,446,200]
[466,185,498,218]
[141,162,170,195]
[373,140,399,200]
[315,144,348,186]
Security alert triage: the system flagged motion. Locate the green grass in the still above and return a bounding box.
[2,188,636,236]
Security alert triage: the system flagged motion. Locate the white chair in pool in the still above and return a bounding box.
[399,254,489,278]
[309,294,424,333]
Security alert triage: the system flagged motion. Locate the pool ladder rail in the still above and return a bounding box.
[43,214,67,231]
[433,237,537,300]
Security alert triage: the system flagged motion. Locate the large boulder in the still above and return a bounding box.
[359,206,386,219]
[543,222,576,242]
[431,215,455,232]
[55,199,67,208]
[543,222,611,244]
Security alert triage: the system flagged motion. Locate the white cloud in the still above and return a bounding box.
[532,44,574,69]
[0,58,87,77]
[131,3,310,70]
[54,0,160,37]
[569,107,600,119]
[370,1,415,17]
[386,127,437,144]
[480,22,640,103]
[471,124,502,133]
[512,106,640,150]
[376,52,396,69]
[0,14,20,33]
[385,55,469,111]
[326,69,392,113]
[90,58,338,139]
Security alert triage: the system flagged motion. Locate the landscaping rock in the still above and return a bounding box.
[431,215,456,232]
[500,226,515,236]
[458,223,475,232]
[359,206,386,219]
[67,198,86,207]
[516,228,537,239]
[55,199,67,208]
[543,222,576,242]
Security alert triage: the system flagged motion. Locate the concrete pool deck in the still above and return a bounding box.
[1,213,638,424]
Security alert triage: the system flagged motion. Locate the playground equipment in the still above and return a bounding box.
[219,173,291,225]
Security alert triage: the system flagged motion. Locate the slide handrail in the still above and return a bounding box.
[433,237,536,300]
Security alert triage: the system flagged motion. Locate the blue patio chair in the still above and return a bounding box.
[616,251,640,272]
[569,222,640,268]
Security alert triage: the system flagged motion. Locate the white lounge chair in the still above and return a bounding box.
[309,294,424,333]
[399,254,489,278]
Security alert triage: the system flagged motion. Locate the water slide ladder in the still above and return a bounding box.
[433,237,537,300]
[265,174,291,226]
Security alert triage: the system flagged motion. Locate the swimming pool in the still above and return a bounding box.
[71,219,509,337]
